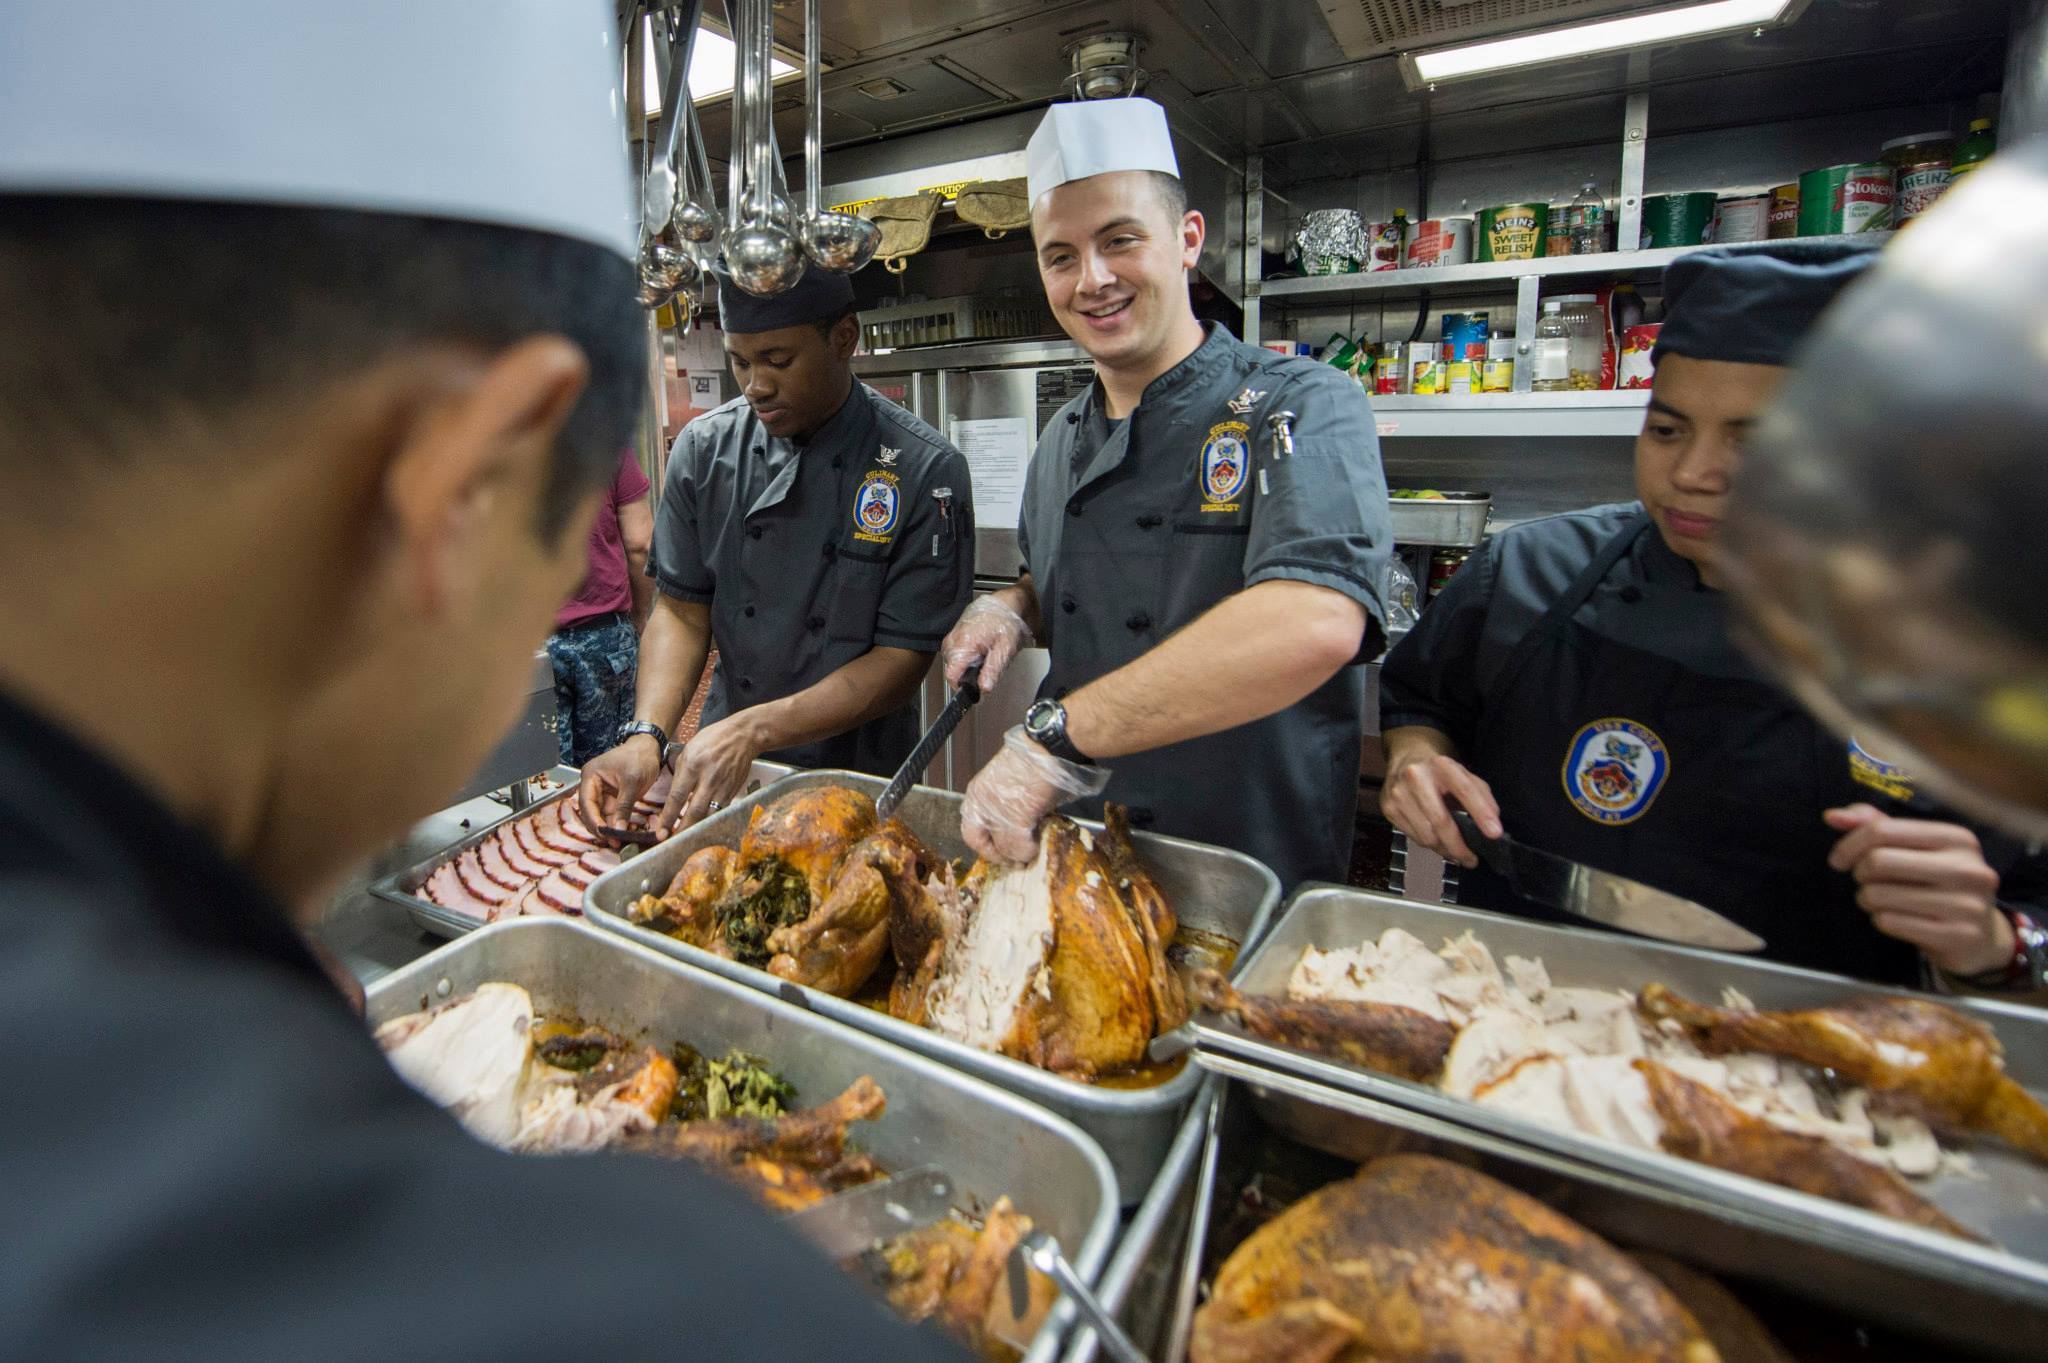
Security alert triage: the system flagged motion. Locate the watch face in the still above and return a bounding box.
[1023,700,1059,741]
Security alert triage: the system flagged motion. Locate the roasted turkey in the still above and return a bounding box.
[1188,969,1456,1081]
[1639,983,2048,1161]
[863,1198,1053,1363]
[1190,1154,1720,1363]
[1635,1059,1980,1241]
[890,806,1187,1078]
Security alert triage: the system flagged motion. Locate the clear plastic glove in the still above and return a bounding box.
[943,596,1032,690]
[960,726,1111,865]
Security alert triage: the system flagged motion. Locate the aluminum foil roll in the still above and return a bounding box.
[1296,208,1367,274]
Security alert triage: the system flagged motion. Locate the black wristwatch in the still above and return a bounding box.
[617,719,670,756]
[1022,698,1094,765]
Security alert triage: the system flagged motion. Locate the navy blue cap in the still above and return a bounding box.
[1652,241,1879,367]
[715,264,856,334]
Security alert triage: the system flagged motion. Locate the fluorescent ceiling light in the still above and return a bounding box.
[1406,0,1800,85]
[639,22,798,115]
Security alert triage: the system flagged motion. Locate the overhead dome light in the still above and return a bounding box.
[1064,32,1146,101]
[1401,0,1806,89]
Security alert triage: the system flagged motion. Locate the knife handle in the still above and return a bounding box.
[1450,808,1513,877]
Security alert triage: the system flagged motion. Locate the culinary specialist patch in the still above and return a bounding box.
[1200,420,1250,512]
[1562,718,1670,825]
[852,469,901,544]
[1848,736,1916,801]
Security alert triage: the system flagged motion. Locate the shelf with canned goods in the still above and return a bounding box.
[1369,391,1651,440]
[1258,232,1891,305]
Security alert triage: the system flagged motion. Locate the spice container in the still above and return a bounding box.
[1553,294,1606,390]
[1882,132,1954,228]
[1531,301,1571,393]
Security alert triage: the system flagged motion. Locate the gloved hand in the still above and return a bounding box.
[942,596,1032,690]
[960,726,1111,864]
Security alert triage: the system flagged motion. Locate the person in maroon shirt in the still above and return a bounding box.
[546,449,654,764]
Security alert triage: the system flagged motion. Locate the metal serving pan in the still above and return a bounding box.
[1387,489,1491,547]
[1059,1078,1221,1363]
[1184,1068,2043,1361]
[1193,885,2048,1335]
[369,761,795,939]
[364,918,1118,1363]
[584,769,1284,1201]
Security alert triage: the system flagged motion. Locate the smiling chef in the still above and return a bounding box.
[0,1,972,1357]
[1378,242,2048,991]
[941,97,1392,888]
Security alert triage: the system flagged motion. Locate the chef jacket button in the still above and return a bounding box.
[832,456,843,469]
[822,542,837,559]
[749,525,765,540]
[1125,612,1152,632]
[1136,514,1162,530]
[1067,503,1083,518]
[1128,807,1155,828]
[1065,412,1080,424]
[740,677,754,692]
[807,615,825,630]
[1620,584,1643,604]
[744,605,756,618]
[1061,595,1078,614]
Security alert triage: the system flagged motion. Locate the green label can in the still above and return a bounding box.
[1798,163,1895,235]
[1639,192,1718,248]
[1477,203,1548,262]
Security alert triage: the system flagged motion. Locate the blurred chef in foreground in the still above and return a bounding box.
[0,3,968,1358]
[1379,242,2048,991]
[942,97,1390,888]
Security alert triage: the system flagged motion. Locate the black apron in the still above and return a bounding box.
[1457,512,1922,985]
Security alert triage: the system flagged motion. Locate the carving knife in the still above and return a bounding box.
[781,1165,957,1261]
[875,682,978,821]
[1451,810,1765,953]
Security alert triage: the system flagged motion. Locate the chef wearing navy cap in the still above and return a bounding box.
[0,1,971,1358]
[942,97,1391,889]
[579,266,974,833]
[1380,242,2048,989]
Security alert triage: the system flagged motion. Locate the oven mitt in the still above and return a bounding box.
[862,191,941,274]
[955,177,1031,239]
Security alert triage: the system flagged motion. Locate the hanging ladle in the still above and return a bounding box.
[797,0,879,272]
[722,0,805,296]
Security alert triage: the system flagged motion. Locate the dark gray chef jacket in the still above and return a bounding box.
[0,690,968,1361]
[652,383,974,774]
[1019,323,1390,888]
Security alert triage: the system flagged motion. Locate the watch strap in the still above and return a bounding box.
[1026,700,1093,765]
[617,719,670,753]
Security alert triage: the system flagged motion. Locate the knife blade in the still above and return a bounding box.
[1450,810,1765,952]
[875,683,978,821]
[781,1165,957,1262]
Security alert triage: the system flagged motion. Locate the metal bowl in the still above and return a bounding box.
[725,222,806,296]
[801,210,881,273]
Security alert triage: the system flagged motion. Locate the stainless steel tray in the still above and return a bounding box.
[365,919,1118,1363]
[1059,1078,1220,1363]
[1193,885,2048,1331]
[1189,1067,2044,1361]
[1388,490,1490,547]
[369,761,795,939]
[584,769,1284,1202]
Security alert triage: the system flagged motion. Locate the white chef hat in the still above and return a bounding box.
[1026,98,1181,208]
[0,0,635,259]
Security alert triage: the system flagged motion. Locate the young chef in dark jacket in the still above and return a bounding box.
[0,3,969,1359]
[942,98,1391,888]
[1379,242,2048,990]
[578,267,974,833]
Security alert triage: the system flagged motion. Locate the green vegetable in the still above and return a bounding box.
[536,1028,618,1072]
[717,856,812,966]
[669,1044,796,1123]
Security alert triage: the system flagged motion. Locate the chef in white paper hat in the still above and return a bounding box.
[943,96,1394,889]
[0,4,969,1360]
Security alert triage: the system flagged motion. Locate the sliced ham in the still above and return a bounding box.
[530,803,590,856]
[492,883,539,923]
[557,802,604,845]
[558,861,597,890]
[580,848,621,876]
[511,816,577,867]
[494,828,554,880]
[453,851,514,909]
[535,868,584,915]
[475,838,526,892]
[423,863,491,920]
